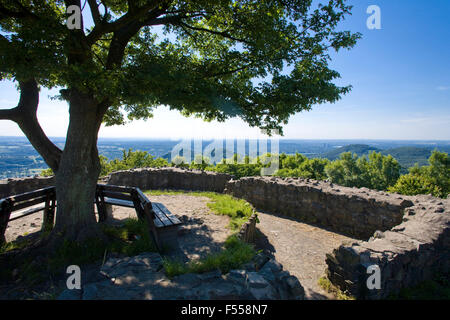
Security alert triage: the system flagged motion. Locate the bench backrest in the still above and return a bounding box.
[1,187,56,220]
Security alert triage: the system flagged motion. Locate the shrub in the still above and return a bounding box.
[389,150,449,198]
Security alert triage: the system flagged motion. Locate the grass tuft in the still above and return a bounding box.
[318,275,356,300]
[163,236,256,278]
[144,189,255,230]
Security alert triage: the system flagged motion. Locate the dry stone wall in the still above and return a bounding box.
[224,176,449,299]
[0,176,54,198]
[238,213,258,243]
[325,195,449,299]
[106,167,232,193]
[224,176,415,239]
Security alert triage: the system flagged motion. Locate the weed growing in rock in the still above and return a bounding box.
[163,236,256,278]
[318,275,355,300]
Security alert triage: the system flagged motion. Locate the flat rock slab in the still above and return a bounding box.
[255,211,357,300]
[57,253,304,300]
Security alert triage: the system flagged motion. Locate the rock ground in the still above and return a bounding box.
[254,211,355,299]
[3,193,356,300]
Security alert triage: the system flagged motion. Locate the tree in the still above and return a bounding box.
[324,151,400,190]
[325,152,362,187]
[276,154,329,180]
[0,1,360,243]
[389,150,449,198]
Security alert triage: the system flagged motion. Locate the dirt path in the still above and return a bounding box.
[4,209,44,243]
[254,211,355,300]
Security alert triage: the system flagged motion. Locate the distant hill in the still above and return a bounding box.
[381,147,432,172]
[322,144,435,174]
[322,144,381,160]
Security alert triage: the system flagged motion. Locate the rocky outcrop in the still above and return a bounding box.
[107,167,233,193]
[58,252,305,300]
[225,176,415,239]
[325,195,450,299]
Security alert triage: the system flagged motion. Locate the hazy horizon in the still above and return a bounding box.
[1,136,450,143]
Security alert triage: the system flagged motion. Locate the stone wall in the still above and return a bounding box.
[0,176,54,198]
[106,167,232,193]
[238,213,258,243]
[325,195,450,299]
[225,176,414,240]
[0,168,232,198]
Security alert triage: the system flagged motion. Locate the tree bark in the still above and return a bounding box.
[51,88,105,242]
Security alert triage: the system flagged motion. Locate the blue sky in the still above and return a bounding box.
[0,0,449,140]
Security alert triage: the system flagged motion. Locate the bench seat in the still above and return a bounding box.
[9,204,46,221]
[104,197,135,208]
[103,198,181,228]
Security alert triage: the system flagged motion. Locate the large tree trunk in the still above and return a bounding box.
[51,89,105,242]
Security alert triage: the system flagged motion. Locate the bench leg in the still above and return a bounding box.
[0,204,12,245]
[96,195,109,223]
[142,203,162,252]
[103,204,113,222]
[42,197,56,232]
[156,225,180,252]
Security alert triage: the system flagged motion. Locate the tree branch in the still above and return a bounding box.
[176,21,251,45]
[0,107,18,121]
[87,0,101,25]
[0,79,62,171]
[86,1,168,45]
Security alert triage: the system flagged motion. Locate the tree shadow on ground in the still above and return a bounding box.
[255,208,363,241]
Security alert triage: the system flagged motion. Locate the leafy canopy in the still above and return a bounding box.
[1,0,360,133]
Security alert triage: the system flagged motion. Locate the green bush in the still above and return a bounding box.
[389,150,449,198]
[276,155,329,180]
[325,151,400,190]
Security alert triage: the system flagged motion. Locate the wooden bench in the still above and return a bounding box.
[95,184,182,251]
[0,186,56,244]
[0,185,182,252]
